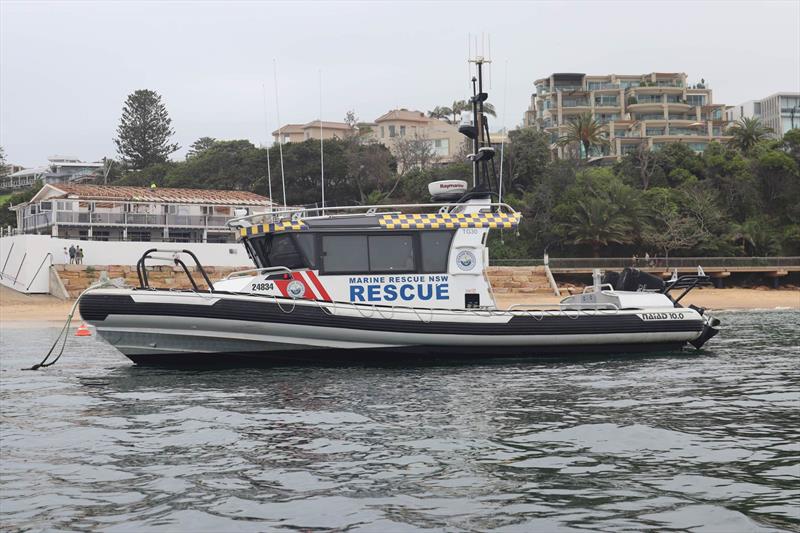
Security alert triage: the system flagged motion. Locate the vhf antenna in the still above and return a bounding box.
[464,34,498,195]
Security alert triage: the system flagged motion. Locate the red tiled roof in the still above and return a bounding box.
[48,184,273,205]
[374,109,430,123]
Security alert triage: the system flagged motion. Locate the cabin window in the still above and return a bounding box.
[247,234,307,269]
[320,234,418,274]
[267,234,306,269]
[293,233,318,269]
[368,235,414,272]
[321,235,369,273]
[420,231,454,272]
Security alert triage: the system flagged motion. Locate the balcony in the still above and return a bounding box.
[594,99,619,108]
[553,85,585,92]
[668,128,707,137]
[628,85,684,94]
[22,211,234,231]
[561,99,590,108]
[665,102,692,112]
[587,83,619,91]
[628,105,665,117]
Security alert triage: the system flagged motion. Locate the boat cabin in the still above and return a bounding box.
[217,196,521,311]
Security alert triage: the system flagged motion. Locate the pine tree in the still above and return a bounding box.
[114,90,180,169]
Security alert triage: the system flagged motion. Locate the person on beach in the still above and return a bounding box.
[63,247,69,264]
[69,244,76,264]
[77,246,84,265]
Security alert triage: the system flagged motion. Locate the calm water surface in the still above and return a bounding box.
[1,310,798,532]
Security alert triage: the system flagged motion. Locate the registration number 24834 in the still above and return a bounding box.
[251,282,275,292]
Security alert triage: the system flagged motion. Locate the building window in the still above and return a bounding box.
[687,94,706,106]
[381,126,385,138]
[400,125,406,137]
[128,231,151,242]
[389,125,397,138]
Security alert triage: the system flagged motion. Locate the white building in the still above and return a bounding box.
[726,92,800,136]
[9,183,274,243]
[0,156,105,191]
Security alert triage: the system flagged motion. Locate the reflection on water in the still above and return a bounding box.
[1,311,798,531]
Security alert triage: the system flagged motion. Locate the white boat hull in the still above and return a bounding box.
[80,289,712,365]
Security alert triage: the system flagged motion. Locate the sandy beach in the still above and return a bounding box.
[1,285,797,325]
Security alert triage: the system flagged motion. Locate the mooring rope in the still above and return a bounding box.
[25,280,120,371]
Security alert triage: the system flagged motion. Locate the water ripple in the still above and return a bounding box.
[1,310,798,531]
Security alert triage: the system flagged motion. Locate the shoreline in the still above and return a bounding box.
[2,286,797,325]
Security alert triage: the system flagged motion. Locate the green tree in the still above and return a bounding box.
[729,217,780,256]
[429,100,496,124]
[114,89,180,169]
[557,113,608,161]
[553,170,638,256]
[0,180,41,227]
[726,117,773,154]
[782,128,800,165]
[169,140,262,191]
[504,128,550,193]
[187,137,217,158]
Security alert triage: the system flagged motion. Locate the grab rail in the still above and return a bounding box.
[582,284,615,294]
[227,201,519,228]
[136,249,215,292]
[25,252,53,291]
[224,266,294,280]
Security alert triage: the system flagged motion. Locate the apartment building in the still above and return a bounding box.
[524,72,731,160]
[726,92,800,136]
[272,121,356,144]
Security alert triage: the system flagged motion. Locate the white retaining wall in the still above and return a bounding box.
[0,235,254,294]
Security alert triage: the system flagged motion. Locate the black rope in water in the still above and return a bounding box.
[25,308,76,371]
[23,280,112,371]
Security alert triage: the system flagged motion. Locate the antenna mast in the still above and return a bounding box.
[319,69,325,215]
[261,83,273,206]
[464,39,497,195]
[273,59,287,208]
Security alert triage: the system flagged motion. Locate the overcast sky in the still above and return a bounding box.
[2,0,799,167]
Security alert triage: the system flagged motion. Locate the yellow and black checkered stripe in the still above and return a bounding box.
[378,212,521,230]
[239,220,308,238]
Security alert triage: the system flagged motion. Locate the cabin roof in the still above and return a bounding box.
[239,212,521,238]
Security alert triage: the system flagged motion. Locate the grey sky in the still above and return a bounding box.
[2,0,799,167]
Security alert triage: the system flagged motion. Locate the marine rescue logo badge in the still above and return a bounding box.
[456,250,476,271]
[287,280,306,299]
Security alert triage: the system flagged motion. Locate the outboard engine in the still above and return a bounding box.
[615,268,665,292]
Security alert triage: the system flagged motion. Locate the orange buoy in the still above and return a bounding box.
[75,323,92,337]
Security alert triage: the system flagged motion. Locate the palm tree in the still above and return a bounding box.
[557,113,608,161]
[729,217,779,256]
[429,100,496,124]
[428,106,453,121]
[563,197,631,257]
[726,117,773,154]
